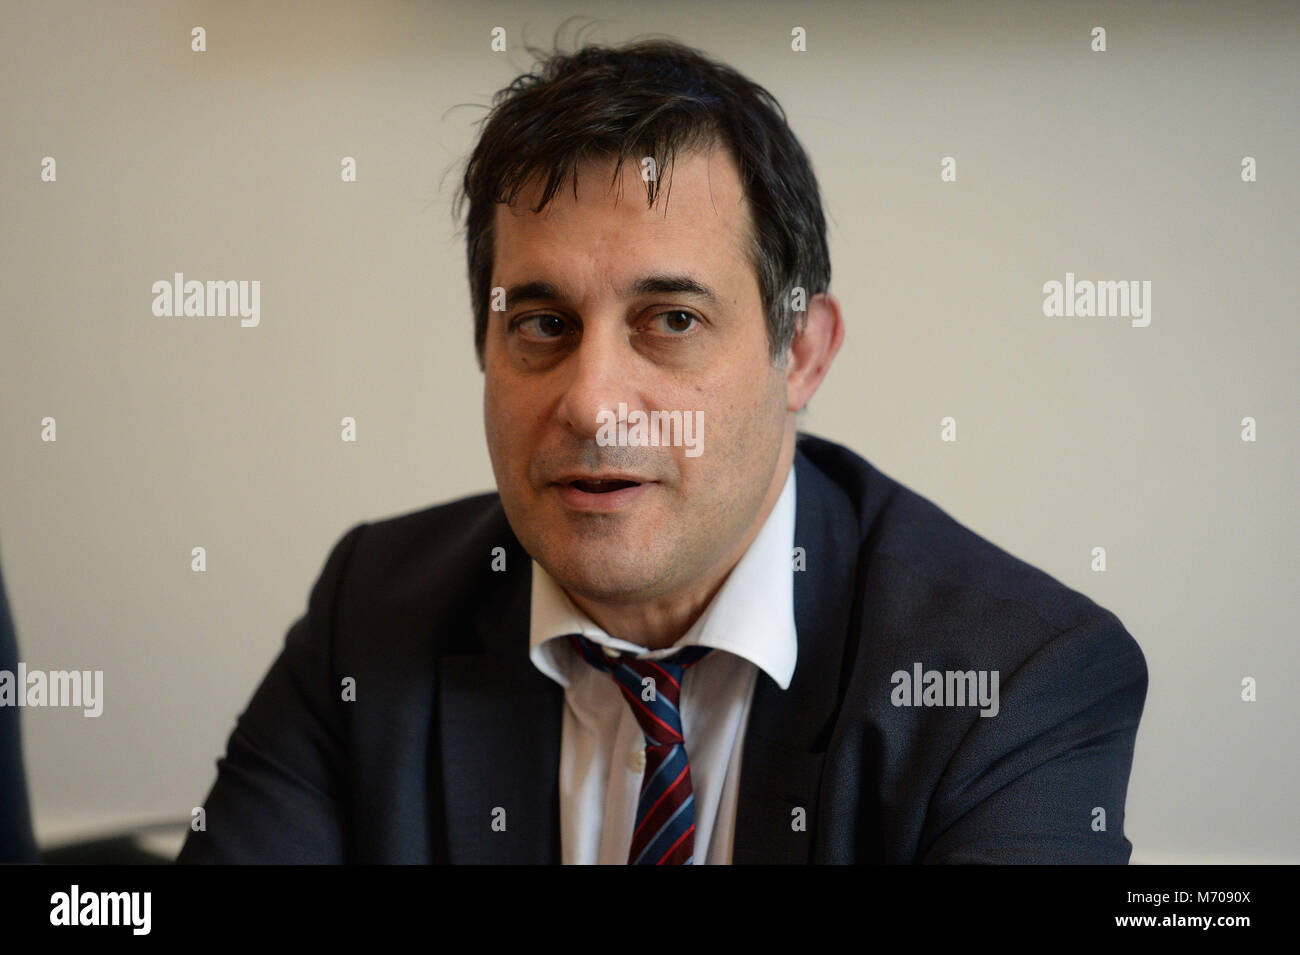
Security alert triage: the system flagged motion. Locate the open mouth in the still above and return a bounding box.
[568,479,640,494]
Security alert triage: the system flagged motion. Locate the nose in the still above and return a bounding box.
[558,318,637,441]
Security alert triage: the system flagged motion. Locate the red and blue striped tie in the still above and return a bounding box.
[569,633,713,865]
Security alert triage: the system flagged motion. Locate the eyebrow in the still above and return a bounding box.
[502,273,722,310]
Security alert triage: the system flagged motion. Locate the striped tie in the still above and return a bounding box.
[568,633,712,865]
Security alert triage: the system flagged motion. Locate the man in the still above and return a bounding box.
[178,39,1147,864]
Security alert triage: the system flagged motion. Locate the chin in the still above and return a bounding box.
[544,547,658,601]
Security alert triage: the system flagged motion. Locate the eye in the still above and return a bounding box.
[649,310,699,334]
[513,313,571,339]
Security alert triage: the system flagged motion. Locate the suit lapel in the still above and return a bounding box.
[439,554,564,863]
[733,443,860,863]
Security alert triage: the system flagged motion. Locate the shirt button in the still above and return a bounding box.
[629,748,646,773]
[601,645,621,659]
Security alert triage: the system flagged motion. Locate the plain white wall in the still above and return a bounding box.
[1,0,1295,862]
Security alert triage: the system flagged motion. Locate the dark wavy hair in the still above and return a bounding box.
[452,34,831,369]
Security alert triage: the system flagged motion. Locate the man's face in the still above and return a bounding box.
[483,146,789,611]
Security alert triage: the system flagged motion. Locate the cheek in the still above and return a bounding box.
[483,382,517,472]
[712,376,783,479]
[483,387,501,446]
[722,366,782,435]
[485,379,546,489]
[484,369,522,428]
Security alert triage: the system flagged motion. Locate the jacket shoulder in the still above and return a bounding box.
[324,491,522,643]
[797,432,1141,657]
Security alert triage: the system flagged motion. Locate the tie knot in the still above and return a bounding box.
[566,633,712,746]
[567,632,710,673]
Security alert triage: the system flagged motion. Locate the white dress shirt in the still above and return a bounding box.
[529,463,798,864]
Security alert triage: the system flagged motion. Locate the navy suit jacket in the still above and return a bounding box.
[178,433,1148,864]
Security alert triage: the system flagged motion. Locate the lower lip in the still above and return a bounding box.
[555,481,653,512]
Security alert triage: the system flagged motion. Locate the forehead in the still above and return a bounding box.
[492,146,752,285]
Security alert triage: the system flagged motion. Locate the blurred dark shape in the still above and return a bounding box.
[41,819,189,864]
[0,554,39,863]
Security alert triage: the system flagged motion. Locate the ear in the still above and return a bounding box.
[785,293,845,412]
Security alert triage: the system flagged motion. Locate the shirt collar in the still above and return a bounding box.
[528,463,798,691]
